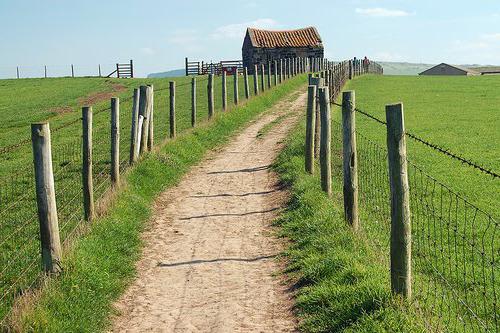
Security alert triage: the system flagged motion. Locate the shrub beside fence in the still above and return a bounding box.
[306,62,498,332]
[0,56,312,325]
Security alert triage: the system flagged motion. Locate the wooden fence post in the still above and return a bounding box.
[31,122,62,273]
[342,91,359,230]
[305,85,316,174]
[267,61,271,88]
[273,60,278,86]
[233,68,239,105]
[349,60,353,80]
[44,65,47,78]
[147,85,154,150]
[98,64,101,77]
[71,64,74,78]
[386,102,412,299]
[191,77,196,127]
[253,65,259,95]
[17,66,20,79]
[185,57,189,76]
[139,85,152,154]
[260,63,265,92]
[169,81,176,138]
[129,88,140,164]
[318,87,331,196]
[222,71,227,111]
[111,98,120,185]
[280,59,283,83]
[243,67,250,99]
[208,74,214,119]
[82,107,94,222]
[310,77,324,159]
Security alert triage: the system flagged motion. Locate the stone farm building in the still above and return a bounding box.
[419,63,479,76]
[242,26,324,72]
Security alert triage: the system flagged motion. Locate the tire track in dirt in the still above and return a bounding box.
[111,89,306,332]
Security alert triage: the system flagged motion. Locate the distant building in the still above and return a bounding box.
[242,26,324,71]
[419,63,479,76]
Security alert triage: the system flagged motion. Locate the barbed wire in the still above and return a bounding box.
[332,101,500,179]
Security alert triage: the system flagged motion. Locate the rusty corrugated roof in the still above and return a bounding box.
[247,27,323,48]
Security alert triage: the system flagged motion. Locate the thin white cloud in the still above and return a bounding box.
[355,7,411,17]
[211,18,280,40]
[140,47,155,55]
[482,33,500,41]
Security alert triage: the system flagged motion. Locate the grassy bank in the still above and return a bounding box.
[6,75,306,332]
[273,116,426,332]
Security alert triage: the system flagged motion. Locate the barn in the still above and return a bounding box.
[242,26,324,72]
[419,63,479,76]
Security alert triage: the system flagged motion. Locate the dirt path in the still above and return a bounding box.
[111,89,306,332]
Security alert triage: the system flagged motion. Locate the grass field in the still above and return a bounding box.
[0,72,271,324]
[4,75,306,332]
[341,75,500,219]
[334,75,499,331]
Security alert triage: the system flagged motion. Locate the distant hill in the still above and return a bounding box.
[467,66,500,73]
[378,62,500,75]
[148,69,185,78]
[378,62,435,75]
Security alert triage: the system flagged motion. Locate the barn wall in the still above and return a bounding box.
[242,47,324,73]
[420,64,468,76]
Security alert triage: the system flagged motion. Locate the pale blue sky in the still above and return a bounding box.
[0,0,499,77]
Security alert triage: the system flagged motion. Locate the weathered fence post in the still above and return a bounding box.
[147,85,154,150]
[310,77,324,159]
[260,63,265,92]
[139,85,152,154]
[111,98,120,185]
[318,87,331,196]
[71,64,74,78]
[253,65,259,95]
[17,66,20,79]
[222,71,227,111]
[169,81,176,138]
[305,85,316,174]
[44,65,47,78]
[82,106,94,222]
[342,91,359,230]
[129,88,140,165]
[191,77,196,127]
[243,67,250,99]
[31,122,62,273]
[98,64,101,77]
[349,60,353,80]
[280,59,283,83]
[267,61,271,88]
[208,74,214,119]
[386,102,412,299]
[233,68,239,105]
[273,60,278,86]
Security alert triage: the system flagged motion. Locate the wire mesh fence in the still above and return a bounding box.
[321,63,498,332]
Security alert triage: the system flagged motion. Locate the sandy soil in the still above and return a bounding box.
[110,89,307,333]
